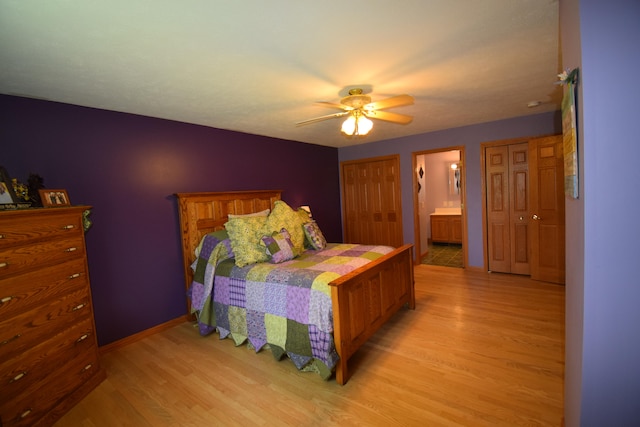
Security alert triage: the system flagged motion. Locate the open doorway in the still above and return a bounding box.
[412,146,467,268]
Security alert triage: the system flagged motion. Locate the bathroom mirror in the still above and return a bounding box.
[449,162,460,195]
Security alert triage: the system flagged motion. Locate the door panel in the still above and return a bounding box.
[342,156,403,247]
[529,136,565,284]
[509,143,530,275]
[490,223,508,263]
[486,146,511,272]
[451,217,463,243]
[369,159,402,246]
[514,223,529,264]
[486,142,530,274]
[343,164,362,243]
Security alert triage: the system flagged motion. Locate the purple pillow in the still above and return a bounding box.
[303,221,327,250]
[262,228,295,263]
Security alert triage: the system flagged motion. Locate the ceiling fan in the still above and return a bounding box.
[296,88,414,136]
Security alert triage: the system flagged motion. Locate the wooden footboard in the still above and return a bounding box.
[330,244,415,385]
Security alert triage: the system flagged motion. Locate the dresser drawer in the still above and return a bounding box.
[0,287,92,362]
[0,235,86,280]
[0,258,88,321]
[0,348,99,427]
[0,211,82,249]
[0,317,97,400]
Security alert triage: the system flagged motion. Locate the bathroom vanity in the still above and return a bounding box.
[430,208,462,244]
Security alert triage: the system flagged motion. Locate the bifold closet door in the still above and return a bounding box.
[486,143,531,274]
[342,156,403,247]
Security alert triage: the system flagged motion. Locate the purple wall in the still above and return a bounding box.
[562,1,640,425]
[338,112,561,268]
[0,95,341,346]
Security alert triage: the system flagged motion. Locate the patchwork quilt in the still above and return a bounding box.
[188,232,393,379]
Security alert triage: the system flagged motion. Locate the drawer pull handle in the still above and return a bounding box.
[1,295,14,304]
[10,371,27,383]
[77,333,90,343]
[72,303,86,311]
[82,363,93,372]
[0,234,4,239]
[69,273,81,279]
[62,224,75,230]
[20,408,33,419]
[1,334,21,346]
[65,247,78,252]
[0,262,7,268]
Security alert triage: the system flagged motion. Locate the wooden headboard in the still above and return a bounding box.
[175,190,282,316]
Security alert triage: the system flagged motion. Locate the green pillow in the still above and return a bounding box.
[224,215,269,267]
[266,201,305,255]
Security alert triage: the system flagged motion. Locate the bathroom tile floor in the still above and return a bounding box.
[421,243,463,268]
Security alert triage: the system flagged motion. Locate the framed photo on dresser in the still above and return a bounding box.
[0,166,18,208]
[39,189,71,207]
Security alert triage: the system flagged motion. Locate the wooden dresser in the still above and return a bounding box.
[0,207,105,427]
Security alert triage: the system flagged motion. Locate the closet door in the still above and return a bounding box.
[485,143,530,274]
[486,145,512,273]
[509,143,531,275]
[342,162,370,244]
[529,135,565,284]
[341,156,403,247]
[484,135,565,283]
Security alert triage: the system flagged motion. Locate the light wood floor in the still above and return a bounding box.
[55,265,565,426]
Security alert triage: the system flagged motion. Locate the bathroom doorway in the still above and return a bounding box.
[412,146,467,268]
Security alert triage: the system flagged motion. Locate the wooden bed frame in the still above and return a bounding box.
[176,190,415,385]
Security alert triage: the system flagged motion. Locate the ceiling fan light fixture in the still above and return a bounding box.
[341,113,373,136]
[341,116,356,135]
[297,88,412,135]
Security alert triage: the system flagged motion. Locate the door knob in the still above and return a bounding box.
[532,214,542,220]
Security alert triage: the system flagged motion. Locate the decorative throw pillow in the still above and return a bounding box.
[303,221,327,250]
[224,215,269,267]
[261,228,295,264]
[265,201,305,255]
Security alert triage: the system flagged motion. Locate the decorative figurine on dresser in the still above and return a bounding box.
[0,206,105,426]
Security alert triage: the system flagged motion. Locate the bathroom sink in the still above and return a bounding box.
[431,207,462,215]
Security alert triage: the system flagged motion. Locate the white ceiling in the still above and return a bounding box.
[0,1,561,148]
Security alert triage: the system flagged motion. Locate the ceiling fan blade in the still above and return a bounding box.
[364,110,413,124]
[315,101,352,111]
[365,94,414,111]
[296,111,350,126]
